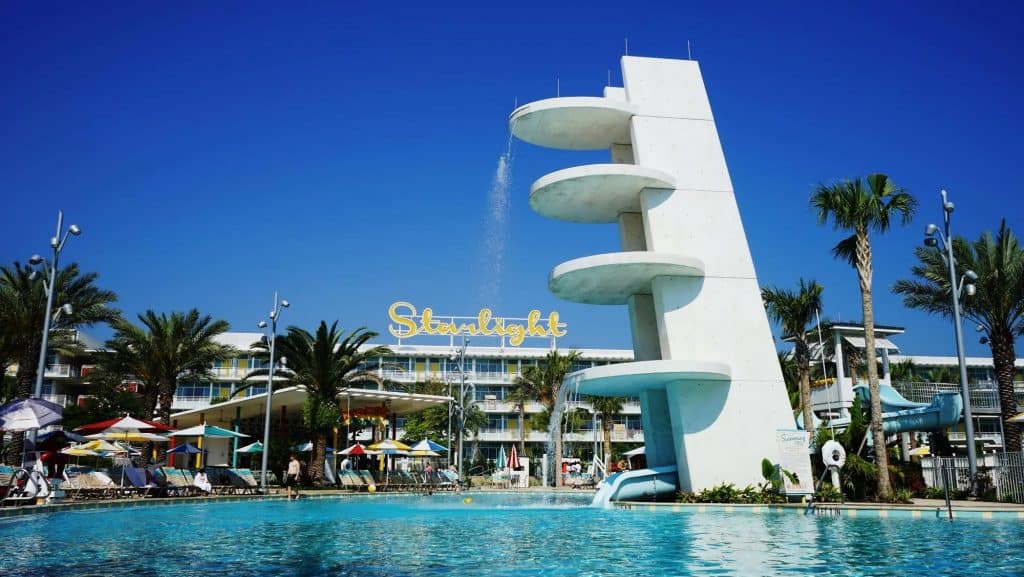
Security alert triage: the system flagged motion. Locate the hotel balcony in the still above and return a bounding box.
[40,394,68,406]
[43,364,74,378]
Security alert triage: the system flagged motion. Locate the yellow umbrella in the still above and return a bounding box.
[908,446,930,457]
[86,432,170,443]
[1008,412,1024,423]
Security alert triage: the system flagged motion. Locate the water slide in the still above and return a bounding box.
[800,384,963,436]
[852,385,963,435]
[591,465,678,508]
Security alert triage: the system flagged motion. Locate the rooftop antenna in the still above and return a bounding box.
[607,69,611,86]
[514,96,518,109]
[624,37,629,55]
[687,40,692,60]
[556,77,560,97]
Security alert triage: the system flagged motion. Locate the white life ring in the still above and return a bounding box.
[821,440,846,469]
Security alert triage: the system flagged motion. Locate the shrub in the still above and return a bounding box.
[890,488,914,504]
[815,484,843,503]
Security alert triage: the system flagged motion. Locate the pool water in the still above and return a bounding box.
[1,493,1022,576]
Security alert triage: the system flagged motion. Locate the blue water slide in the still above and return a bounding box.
[797,384,963,436]
[852,384,928,413]
[591,465,678,507]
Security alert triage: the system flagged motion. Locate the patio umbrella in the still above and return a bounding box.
[908,446,930,457]
[74,415,173,434]
[496,445,506,470]
[36,430,87,449]
[410,449,439,458]
[507,444,521,470]
[368,439,410,455]
[167,442,206,455]
[409,439,448,453]
[169,423,248,468]
[86,431,170,443]
[338,443,368,456]
[0,398,63,432]
[1009,412,1024,423]
[236,441,264,454]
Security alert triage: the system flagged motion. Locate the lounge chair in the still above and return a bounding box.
[229,468,260,494]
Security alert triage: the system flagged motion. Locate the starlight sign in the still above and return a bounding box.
[387,301,567,346]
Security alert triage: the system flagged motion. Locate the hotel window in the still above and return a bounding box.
[178,383,212,399]
[570,361,592,373]
[476,359,502,374]
[485,415,508,430]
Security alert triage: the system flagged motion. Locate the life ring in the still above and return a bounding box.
[821,440,846,469]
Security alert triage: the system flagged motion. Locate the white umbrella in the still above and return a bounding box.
[0,398,63,432]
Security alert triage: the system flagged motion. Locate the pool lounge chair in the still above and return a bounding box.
[229,468,260,494]
[159,467,196,497]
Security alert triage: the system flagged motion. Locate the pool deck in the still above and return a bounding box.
[2,488,1023,520]
[614,498,1024,520]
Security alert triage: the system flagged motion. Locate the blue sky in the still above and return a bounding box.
[2,1,1021,357]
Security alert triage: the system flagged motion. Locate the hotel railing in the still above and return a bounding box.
[43,364,73,378]
[890,381,1022,411]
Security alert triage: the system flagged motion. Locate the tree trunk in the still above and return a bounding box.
[7,348,38,465]
[796,338,814,439]
[518,404,526,456]
[602,418,613,472]
[554,431,563,488]
[155,377,175,465]
[856,229,891,499]
[990,330,1021,453]
[310,432,327,485]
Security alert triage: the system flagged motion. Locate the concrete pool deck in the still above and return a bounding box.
[2,488,1022,520]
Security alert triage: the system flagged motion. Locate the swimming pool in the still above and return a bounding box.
[1,493,1022,576]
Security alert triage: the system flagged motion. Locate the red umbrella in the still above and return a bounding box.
[507,444,521,470]
[338,443,368,456]
[74,415,173,434]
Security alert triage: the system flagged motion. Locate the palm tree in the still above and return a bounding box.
[777,352,801,411]
[589,396,625,471]
[762,279,824,437]
[811,173,917,499]
[893,220,1024,452]
[524,349,581,487]
[248,321,390,485]
[889,359,920,383]
[509,369,541,456]
[0,261,119,464]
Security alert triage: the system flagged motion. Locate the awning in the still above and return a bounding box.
[842,336,900,353]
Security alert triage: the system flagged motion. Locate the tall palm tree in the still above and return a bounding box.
[762,279,824,437]
[0,261,119,464]
[811,173,917,499]
[893,220,1024,452]
[589,395,625,471]
[99,310,234,459]
[527,349,581,487]
[777,352,801,411]
[248,321,390,485]
[509,369,541,455]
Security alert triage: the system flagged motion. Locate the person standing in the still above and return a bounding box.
[286,454,301,500]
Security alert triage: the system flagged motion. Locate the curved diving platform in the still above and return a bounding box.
[569,359,731,397]
[549,252,703,305]
[530,164,676,223]
[509,97,636,150]
[591,465,679,507]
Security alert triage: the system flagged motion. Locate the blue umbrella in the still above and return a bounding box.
[410,439,448,453]
[168,442,206,455]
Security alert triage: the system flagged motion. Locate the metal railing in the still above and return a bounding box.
[40,394,67,406]
[891,381,1022,411]
[43,364,73,378]
[925,453,1024,503]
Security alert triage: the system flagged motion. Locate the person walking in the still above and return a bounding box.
[286,454,301,500]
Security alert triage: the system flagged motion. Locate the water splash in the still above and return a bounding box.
[477,135,514,308]
[546,374,581,486]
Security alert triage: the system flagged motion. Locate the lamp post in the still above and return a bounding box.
[26,211,80,453]
[448,337,470,483]
[28,210,80,401]
[924,189,979,489]
[257,291,289,494]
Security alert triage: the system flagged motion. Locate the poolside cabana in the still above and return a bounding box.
[170,386,452,467]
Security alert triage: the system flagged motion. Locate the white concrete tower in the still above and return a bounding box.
[510,56,794,491]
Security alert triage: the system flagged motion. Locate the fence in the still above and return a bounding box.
[925,452,1024,503]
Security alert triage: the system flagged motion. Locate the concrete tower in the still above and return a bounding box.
[510,56,795,491]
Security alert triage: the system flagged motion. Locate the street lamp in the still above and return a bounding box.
[28,211,81,403]
[448,338,471,483]
[257,291,289,494]
[924,189,979,489]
